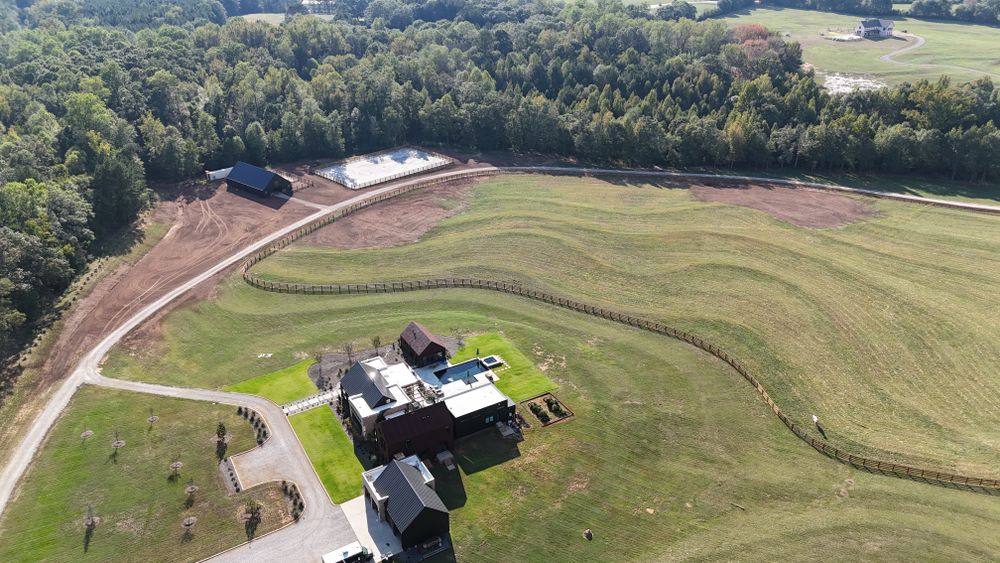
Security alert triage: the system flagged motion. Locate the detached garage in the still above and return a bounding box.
[226,161,292,197]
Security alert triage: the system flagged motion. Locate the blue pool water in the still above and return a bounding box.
[435,359,489,384]
[482,355,503,368]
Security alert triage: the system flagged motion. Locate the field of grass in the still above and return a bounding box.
[101,174,1000,558]
[287,408,363,503]
[224,359,318,405]
[0,386,288,562]
[106,284,1000,559]
[721,7,1000,85]
[729,168,1000,205]
[450,333,556,401]
[233,175,1000,479]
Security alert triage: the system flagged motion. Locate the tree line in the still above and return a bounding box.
[1,0,999,358]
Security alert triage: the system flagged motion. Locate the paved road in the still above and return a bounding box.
[0,163,997,561]
[879,32,1000,79]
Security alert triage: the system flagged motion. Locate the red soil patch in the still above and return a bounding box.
[24,182,313,391]
[298,179,477,249]
[690,183,880,227]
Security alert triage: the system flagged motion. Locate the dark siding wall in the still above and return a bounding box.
[399,509,449,549]
[268,175,292,195]
[452,401,515,438]
[378,424,453,460]
[399,339,447,368]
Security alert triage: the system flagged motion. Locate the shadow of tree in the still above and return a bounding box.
[83,525,94,553]
[181,529,194,543]
[244,516,261,541]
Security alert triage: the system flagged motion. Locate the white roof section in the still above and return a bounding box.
[315,147,450,190]
[440,370,493,397]
[381,362,420,388]
[322,541,366,563]
[205,167,232,181]
[349,384,411,419]
[444,384,513,418]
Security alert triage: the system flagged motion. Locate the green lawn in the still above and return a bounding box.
[287,408,363,504]
[724,168,1000,205]
[0,386,289,562]
[720,7,1000,85]
[224,359,318,405]
[451,333,556,401]
[102,174,1000,559]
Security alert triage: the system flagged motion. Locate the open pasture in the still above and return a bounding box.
[721,8,1000,85]
[100,173,1000,559]
[241,174,1000,479]
[103,277,1000,560]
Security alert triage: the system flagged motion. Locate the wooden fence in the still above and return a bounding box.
[238,169,1000,495]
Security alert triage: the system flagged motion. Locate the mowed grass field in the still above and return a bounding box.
[224,358,318,405]
[287,408,363,503]
[104,281,1000,559]
[450,333,556,401]
[228,175,1000,480]
[721,8,1000,84]
[0,386,289,562]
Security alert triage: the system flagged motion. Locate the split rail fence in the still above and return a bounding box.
[239,167,1000,495]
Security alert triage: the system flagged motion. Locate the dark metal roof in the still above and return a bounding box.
[379,402,452,446]
[341,362,391,407]
[374,460,448,532]
[400,321,447,356]
[860,19,883,28]
[227,161,278,192]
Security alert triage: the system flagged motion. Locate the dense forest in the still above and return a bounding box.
[0,0,999,357]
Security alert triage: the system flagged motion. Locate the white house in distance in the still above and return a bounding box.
[855,18,894,38]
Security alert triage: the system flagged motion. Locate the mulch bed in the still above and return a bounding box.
[520,392,574,427]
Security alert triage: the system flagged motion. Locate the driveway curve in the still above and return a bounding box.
[880,32,1000,79]
[88,375,356,561]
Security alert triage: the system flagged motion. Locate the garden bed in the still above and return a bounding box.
[520,392,574,427]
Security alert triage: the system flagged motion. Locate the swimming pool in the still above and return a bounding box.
[434,359,490,384]
[482,355,504,369]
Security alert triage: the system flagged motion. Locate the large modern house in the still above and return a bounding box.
[362,456,449,550]
[855,18,894,38]
[340,323,517,462]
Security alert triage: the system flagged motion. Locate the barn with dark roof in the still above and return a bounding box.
[399,321,448,368]
[225,161,292,196]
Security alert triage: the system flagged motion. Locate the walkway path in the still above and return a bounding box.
[879,32,1000,79]
[283,390,338,416]
[0,163,997,560]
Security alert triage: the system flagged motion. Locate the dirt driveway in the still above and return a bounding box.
[0,183,316,458]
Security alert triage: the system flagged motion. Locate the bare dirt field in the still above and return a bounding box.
[0,182,314,457]
[690,183,880,227]
[298,179,477,249]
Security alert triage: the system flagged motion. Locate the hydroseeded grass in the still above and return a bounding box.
[224,358,318,405]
